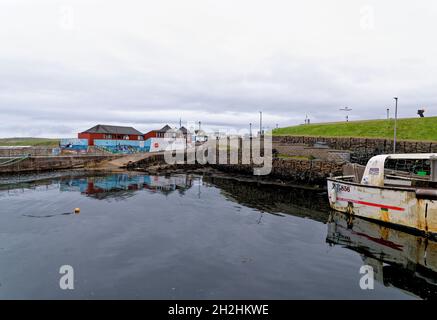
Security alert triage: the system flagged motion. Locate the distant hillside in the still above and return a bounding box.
[273,117,437,141]
[0,137,60,147]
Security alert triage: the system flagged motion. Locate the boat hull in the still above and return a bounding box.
[327,178,437,236]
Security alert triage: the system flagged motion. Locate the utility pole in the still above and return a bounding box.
[393,97,398,153]
[249,123,252,137]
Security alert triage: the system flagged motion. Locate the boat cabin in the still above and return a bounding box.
[361,154,437,188]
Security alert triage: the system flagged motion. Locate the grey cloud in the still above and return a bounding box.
[1,1,437,137]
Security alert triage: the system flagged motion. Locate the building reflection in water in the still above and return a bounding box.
[60,174,194,200]
[327,211,437,300]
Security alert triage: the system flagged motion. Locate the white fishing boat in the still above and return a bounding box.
[327,153,437,236]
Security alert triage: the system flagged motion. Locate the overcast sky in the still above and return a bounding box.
[1,0,437,137]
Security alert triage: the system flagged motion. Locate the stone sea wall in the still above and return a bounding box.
[274,135,437,165]
[273,136,437,154]
[130,148,345,185]
[0,155,116,174]
[130,149,345,185]
[213,158,344,185]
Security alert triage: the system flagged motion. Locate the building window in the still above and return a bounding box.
[105,134,112,139]
[124,135,129,140]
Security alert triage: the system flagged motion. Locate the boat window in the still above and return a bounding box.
[385,158,430,176]
[384,158,432,188]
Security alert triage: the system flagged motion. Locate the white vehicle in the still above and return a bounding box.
[327,154,437,236]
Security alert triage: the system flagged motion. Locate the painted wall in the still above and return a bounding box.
[94,139,144,147]
[94,139,147,154]
[60,138,89,151]
[145,138,187,152]
[62,137,149,153]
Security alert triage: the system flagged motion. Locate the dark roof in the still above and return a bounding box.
[179,126,188,134]
[195,129,207,135]
[157,124,172,133]
[82,124,143,136]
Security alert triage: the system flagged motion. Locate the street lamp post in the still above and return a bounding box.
[386,108,390,120]
[393,97,398,153]
[259,111,263,136]
[249,123,252,137]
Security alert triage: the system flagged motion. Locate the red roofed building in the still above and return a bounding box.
[78,124,144,146]
[143,124,174,140]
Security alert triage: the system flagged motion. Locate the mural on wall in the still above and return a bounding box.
[60,138,88,151]
[94,139,148,154]
[60,138,149,154]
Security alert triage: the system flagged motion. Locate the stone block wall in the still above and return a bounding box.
[0,155,116,173]
[213,158,344,185]
[273,136,437,154]
[273,136,437,164]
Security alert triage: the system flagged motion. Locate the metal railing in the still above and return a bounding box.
[0,146,112,157]
[0,155,30,167]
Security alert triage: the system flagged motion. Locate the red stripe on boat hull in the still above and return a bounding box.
[337,197,405,211]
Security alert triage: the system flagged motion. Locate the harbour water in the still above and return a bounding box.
[0,172,435,299]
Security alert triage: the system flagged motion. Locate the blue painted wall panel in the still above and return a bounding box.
[94,139,147,154]
[60,138,88,150]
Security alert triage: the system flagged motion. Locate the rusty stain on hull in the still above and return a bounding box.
[381,208,389,223]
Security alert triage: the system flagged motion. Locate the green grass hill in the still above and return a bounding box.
[273,117,437,141]
[0,137,60,147]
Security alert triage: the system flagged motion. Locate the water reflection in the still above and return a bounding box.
[60,174,194,200]
[327,211,437,300]
[2,172,437,299]
[204,175,330,222]
[0,173,194,200]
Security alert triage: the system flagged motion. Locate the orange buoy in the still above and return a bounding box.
[74,208,81,214]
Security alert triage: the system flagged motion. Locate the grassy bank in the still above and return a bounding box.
[0,137,60,147]
[273,117,437,141]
